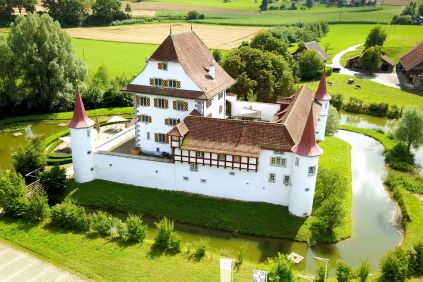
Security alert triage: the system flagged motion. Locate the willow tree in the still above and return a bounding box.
[8,13,86,112]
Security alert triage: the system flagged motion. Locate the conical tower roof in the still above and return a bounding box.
[291,106,322,157]
[315,72,331,101]
[69,88,94,129]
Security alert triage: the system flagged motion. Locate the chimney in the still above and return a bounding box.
[209,61,215,80]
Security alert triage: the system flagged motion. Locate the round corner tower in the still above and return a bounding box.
[288,105,323,217]
[315,72,331,141]
[69,88,96,183]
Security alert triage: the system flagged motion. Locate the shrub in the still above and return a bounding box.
[12,136,46,179]
[385,143,415,172]
[387,104,402,119]
[235,242,246,270]
[344,97,364,114]
[90,211,113,236]
[0,170,28,218]
[50,199,89,231]
[336,262,353,282]
[331,94,343,111]
[212,49,222,63]
[315,263,326,282]
[186,10,200,20]
[408,242,423,275]
[326,105,340,136]
[193,240,207,260]
[40,165,68,205]
[112,217,127,239]
[126,214,147,243]
[367,103,388,117]
[356,258,371,282]
[153,217,181,254]
[26,192,50,223]
[267,253,296,282]
[380,248,409,282]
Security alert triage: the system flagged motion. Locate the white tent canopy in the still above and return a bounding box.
[239,107,261,119]
[107,116,128,123]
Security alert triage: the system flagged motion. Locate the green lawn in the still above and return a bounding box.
[72,38,158,77]
[145,0,260,11]
[306,73,423,109]
[70,136,352,243]
[178,5,403,26]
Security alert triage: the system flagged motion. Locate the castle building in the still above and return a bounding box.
[69,31,330,217]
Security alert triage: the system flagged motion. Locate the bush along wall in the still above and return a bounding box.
[331,94,403,119]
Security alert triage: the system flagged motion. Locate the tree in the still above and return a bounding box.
[212,49,222,63]
[8,13,86,112]
[267,253,296,282]
[364,26,387,49]
[259,0,268,11]
[380,248,409,282]
[12,136,46,178]
[360,45,382,74]
[40,165,68,205]
[125,2,131,12]
[315,263,326,282]
[315,196,344,234]
[356,258,371,282]
[326,105,340,136]
[0,170,28,218]
[0,0,14,20]
[418,2,423,16]
[42,0,85,27]
[298,50,325,80]
[306,0,314,9]
[337,262,353,282]
[394,107,423,150]
[90,63,110,91]
[13,0,36,14]
[91,0,126,24]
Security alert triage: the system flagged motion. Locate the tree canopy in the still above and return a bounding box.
[42,0,85,27]
[364,26,387,49]
[394,107,423,150]
[360,45,382,74]
[298,50,325,80]
[7,13,86,112]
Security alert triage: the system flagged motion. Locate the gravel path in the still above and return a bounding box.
[0,242,85,282]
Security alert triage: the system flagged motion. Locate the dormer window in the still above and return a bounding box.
[158,62,168,71]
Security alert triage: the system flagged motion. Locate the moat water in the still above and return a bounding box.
[0,114,406,275]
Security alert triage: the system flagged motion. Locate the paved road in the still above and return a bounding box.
[0,242,85,282]
[329,43,401,89]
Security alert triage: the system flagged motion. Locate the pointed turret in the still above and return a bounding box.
[314,72,331,101]
[69,88,94,129]
[291,106,322,157]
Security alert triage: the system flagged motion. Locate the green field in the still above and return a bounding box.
[72,38,158,77]
[145,0,260,11]
[170,5,403,26]
[306,74,423,109]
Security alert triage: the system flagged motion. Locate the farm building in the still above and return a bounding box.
[69,31,330,217]
[346,54,395,73]
[400,41,423,90]
[293,41,330,62]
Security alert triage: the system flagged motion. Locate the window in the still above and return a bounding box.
[233,155,241,162]
[138,114,151,123]
[305,188,310,192]
[190,163,198,172]
[295,157,299,166]
[218,154,225,161]
[169,80,178,88]
[154,78,162,86]
[146,132,150,140]
[165,118,179,126]
[284,175,290,185]
[158,62,167,71]
[155,133,167,144]
[229,171,235,176]
[183,176,189,181]
[196,151,204,158]
[218,92,223,100]
[175,100,187,111]
[270,157,286,167]
[87,129,90,137]
[219,105,223,114]
[156,98,167,109]
[268,173,276,183]
[139,96,149,106]
[308,166,316,176]
[206,99,212,108]
[200,179,206,183]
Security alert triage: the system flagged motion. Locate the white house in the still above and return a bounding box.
[69,31,330,217]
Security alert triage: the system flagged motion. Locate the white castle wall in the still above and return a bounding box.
[226,96,281,121]
[70,127,96,183]
[316,99,329,141]
[203,90,226,118]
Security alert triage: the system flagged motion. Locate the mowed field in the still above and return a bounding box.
[66,23,263,50]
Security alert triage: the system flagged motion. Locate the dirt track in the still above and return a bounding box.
[66,23,263,50]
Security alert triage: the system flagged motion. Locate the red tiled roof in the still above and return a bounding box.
[314,72,331,101]
[400,41,423,72]
[69,88,94,129]
[291,106,322,157]
[148,31,236,100]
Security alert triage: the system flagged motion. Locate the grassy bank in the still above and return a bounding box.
[0,218,253,281]
[307,74,423,110]
[70,136,352,243]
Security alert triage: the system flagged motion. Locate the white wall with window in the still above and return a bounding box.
[130,61,201,92]
[203,91,226,118]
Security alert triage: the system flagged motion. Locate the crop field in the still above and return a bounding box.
[158,5,403,26]
[66,24,263,50]
[134,1,259,13]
